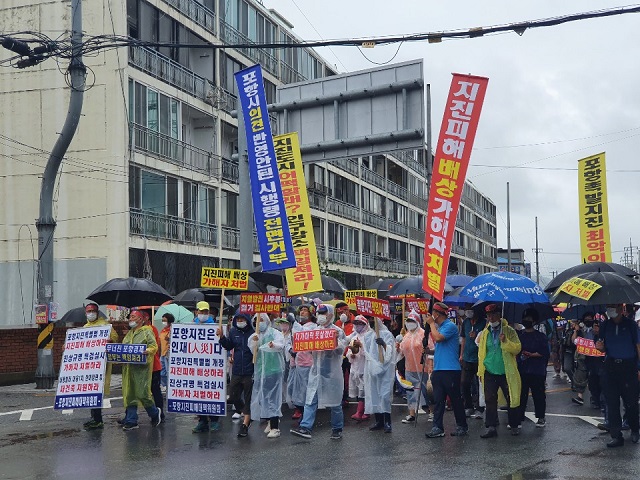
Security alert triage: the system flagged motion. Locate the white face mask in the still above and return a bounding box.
[340,313,348,323]
[490,320,501,328]
[606,308,618,319]
[197,314,208,322]
[162,321,168,328]
[258,322,268,332]
[86,312,98,322]
[236,321,247,329]
[354,324,366,334]
[465,310,474,318]
[129,321,138,328]
[316,314,328,326]
[406,322,418,331]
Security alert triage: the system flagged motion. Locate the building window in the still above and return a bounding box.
[221,190,238,227]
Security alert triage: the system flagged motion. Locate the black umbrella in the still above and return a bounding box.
[367,278,403,298]
[59,306,107,324]
[544,262,637,293]
[249,266,286,288]
[549,271,640,305]
[386,275,453,299]
[321,275,347,294]
[86,277,173,308]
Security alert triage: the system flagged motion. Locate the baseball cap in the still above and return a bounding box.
[316,304,329,315]
[485,303,500,313]
[196,301,210,311]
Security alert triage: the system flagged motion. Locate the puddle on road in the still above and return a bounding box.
[0,428,80,448]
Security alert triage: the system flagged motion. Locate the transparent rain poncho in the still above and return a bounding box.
[248,321,285,420]
[363,319,396,414]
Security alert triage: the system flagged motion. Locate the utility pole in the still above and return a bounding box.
[533,216,542,284]
[35,0,86,389]
[235,109,253,271]
[506,182,512,273]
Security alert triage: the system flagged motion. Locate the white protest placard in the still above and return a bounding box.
[54,325,111,409]
[167,324,227,416]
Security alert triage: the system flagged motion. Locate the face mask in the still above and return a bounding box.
[86,312,98,322]
[406,322,418,331]
[584,320,594,328]
[354,324,366,334]
[129,321,138,328]
[316,314,328,326]
[258,322,268,332]
[606,308,618,319]
[197,314,208,322]
[490,320,500,328]
[299,315,309,323]
[236,321,247,329]
[340,314,348,323]
[278,323,290,333]
[522,320,534,329]
[162,321,168,328]
[465,310,474,318]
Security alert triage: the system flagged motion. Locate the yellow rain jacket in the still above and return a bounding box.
[121,325,157,408]
[477,318,522,408]
[83,318,119,396]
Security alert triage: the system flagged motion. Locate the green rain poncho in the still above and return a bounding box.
[121,325,157,408]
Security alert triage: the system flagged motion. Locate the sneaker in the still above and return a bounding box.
[264,424,271,434]
[631,432,639,444]
[210,421,221,431]
[330,429,343,440]
[464,408,474,418]
[536,418,546,428]
[473,410,484,419]
[553,373,561,379]
[511,426,521,436]
[450,426,468,437]
[572,397,584,406]
[607,437,624,448]
[122,423,139,431]
[291,409,303,420]
[401,415,416,424]
[425,427,445,438]
[232,412,242,420]
[427,413,434,422]
[237,423,250,438]
[597,423,610,432]
[480,427,498,439]
[507,424,522,431]
[267,428,281,439]
[116,417,126,426]
[290,427,312,439]
[192,421,210,433]
[83,419,95,427]
[84,420,104,430]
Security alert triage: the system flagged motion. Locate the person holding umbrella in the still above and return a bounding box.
[120,310,161,430]
[159,313,174,391]
[477,303,522,438]
[596,303,640,447]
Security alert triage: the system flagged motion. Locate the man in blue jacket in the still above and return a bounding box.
[218,311,255,437]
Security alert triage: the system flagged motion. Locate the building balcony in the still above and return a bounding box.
[221,157,239,183]
[362,210,386,230]
[330,158,359,177]
[162,0,216,36]
[408,192,427,210]
[361,252,376,269]
[316,244,326,261]
[409,226,424,242]
[327,247,360,267]
[387,180,408,201]
[214,86,237,114]
[308,190,327,211]
[280,61,307,85]
[130,123,217,175]
[221,226,239,250]
[388,220,408,237]
[129,46,213,103]
[219,21,278,76]
[361,166,386,190]
[130,209,217,246]
[410,263,422,275]
[327,197,360,222]
[388,258,409,274]
[389,150,427,177]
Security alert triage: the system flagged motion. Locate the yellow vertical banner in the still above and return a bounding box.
[273,133,323,296]
[577,152,612,262]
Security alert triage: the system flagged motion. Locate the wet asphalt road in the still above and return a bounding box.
[1,375,639,480]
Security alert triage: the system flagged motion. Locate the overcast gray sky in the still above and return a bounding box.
[264,0,640,284]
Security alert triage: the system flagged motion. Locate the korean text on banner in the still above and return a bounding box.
[405,298,430,314]
[575,337,605,357]
[54,325,111,409]
[423,74,489,300]
[240,293,283,314]
[235,64,296,271]
[355,297,391,320]
[200,267,249,289]
[577,153,612,263]
[167,324,227,415]
[557,276,602,301]
[273,133,323,296]
[105,343,147,364]
[345,290,378,304]
[293,329,338,352]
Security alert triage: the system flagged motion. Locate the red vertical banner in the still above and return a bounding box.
[423,74,489,300]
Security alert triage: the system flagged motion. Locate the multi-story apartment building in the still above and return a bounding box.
[0,0,497,327]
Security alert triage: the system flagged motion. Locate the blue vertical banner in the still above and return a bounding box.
[235,64,296,271]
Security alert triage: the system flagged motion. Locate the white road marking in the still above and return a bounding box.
[525,410,603,426]
[61,410,74,415]
[102,398,111,409]
[19,409,33,421]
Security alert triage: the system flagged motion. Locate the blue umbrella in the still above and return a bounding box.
[446,274,474,288]
[444,286,475,307]
[461,271,550,304]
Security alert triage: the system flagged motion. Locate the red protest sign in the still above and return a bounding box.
[239,293,282,314]
[292,329,337,352]
[423,74,489,300]
[355,297,390,320]
[575,337,604,357]
[405,298,430,314]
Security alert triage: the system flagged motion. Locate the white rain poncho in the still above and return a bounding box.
[305,322,348,408]
[347,316,370,398]
[248,316,285,420]
[363,319,396,414]
[288,320,315,407]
